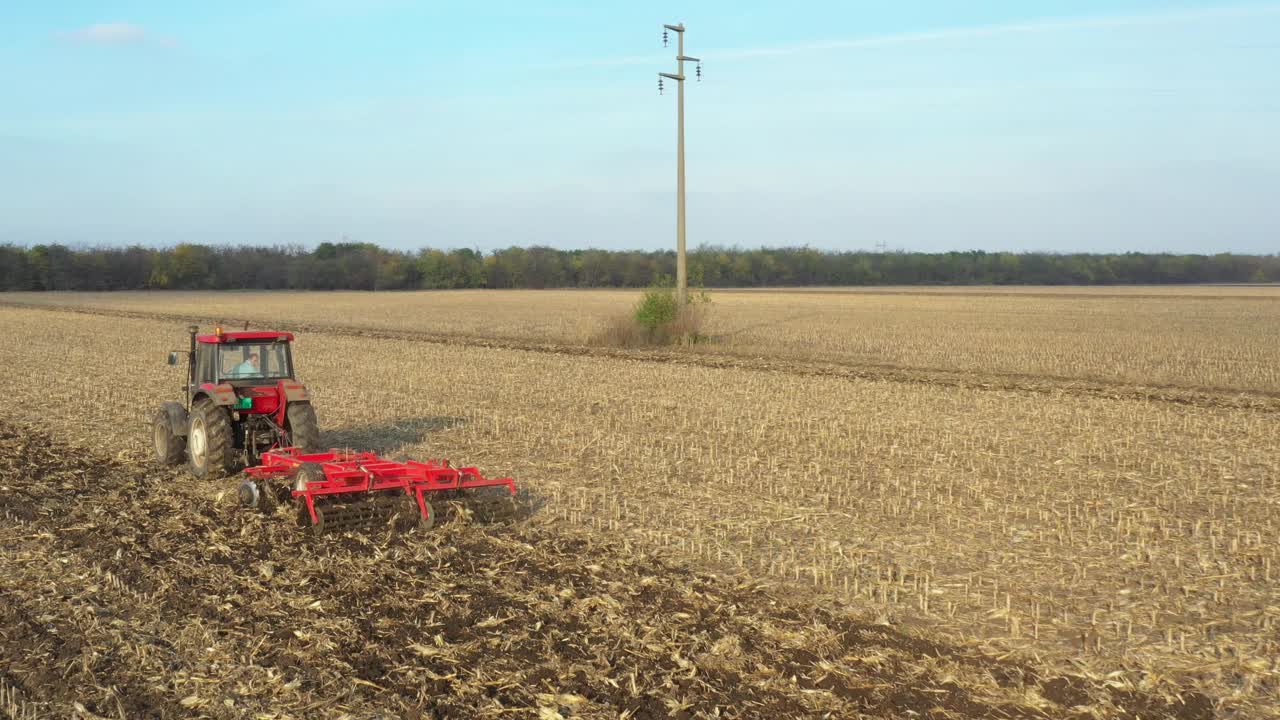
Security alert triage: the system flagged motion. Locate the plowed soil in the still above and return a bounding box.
[0,421,1212,719]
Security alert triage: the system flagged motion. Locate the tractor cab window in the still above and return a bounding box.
[196,344,217,385]
[218,343,291,381]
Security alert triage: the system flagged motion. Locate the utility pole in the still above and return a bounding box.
[658,24,701,306]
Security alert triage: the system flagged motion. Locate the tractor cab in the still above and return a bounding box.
[192,329,295,387]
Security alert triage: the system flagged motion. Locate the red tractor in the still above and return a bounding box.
[153,325,320,478]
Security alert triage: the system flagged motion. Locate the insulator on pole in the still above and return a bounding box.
[663,30,668,47]
[658,77,664,94]
[696,63,702,81]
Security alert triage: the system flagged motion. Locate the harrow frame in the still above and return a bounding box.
[243,447,516,527]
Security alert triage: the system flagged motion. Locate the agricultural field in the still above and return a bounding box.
[0,287,1277,718]
[8,285,1280,393]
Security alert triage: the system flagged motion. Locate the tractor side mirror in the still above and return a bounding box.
[167,352,179,366]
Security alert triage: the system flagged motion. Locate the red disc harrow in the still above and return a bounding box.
[243,447,516,532]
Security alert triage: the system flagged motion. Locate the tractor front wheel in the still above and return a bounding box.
[187,398,237,479]
[152,407,185,466]
[286,402,321,452]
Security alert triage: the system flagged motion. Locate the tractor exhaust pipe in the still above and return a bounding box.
[186,325,199,412]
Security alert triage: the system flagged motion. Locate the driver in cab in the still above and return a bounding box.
[228,352,261,378]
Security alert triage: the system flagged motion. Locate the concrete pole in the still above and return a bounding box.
[676,29,687,307]
[660,24,699,307]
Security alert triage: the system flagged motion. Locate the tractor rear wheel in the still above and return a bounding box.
[286,402,321,452]
[152,408,185,466]
[187,398,237,479]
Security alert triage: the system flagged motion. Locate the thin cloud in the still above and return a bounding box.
[58,22,175,48]
[565,3,1280,67]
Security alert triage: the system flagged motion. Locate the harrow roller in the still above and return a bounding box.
[308,492,429,533]
[461,486,520,523]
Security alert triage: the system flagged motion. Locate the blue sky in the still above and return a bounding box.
[2,1,1278,253]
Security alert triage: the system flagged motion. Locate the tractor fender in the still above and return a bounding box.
[277,380,310,403]
[159,401,189,437]
[198,383,238,406]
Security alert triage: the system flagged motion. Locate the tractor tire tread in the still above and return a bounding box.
[188,397,237,479]
[152,408,185,466]
[287,402,321,452]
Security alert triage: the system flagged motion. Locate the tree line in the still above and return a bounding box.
[1,242,1277,291]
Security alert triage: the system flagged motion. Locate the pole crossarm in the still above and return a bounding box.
[658,72,685,81]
